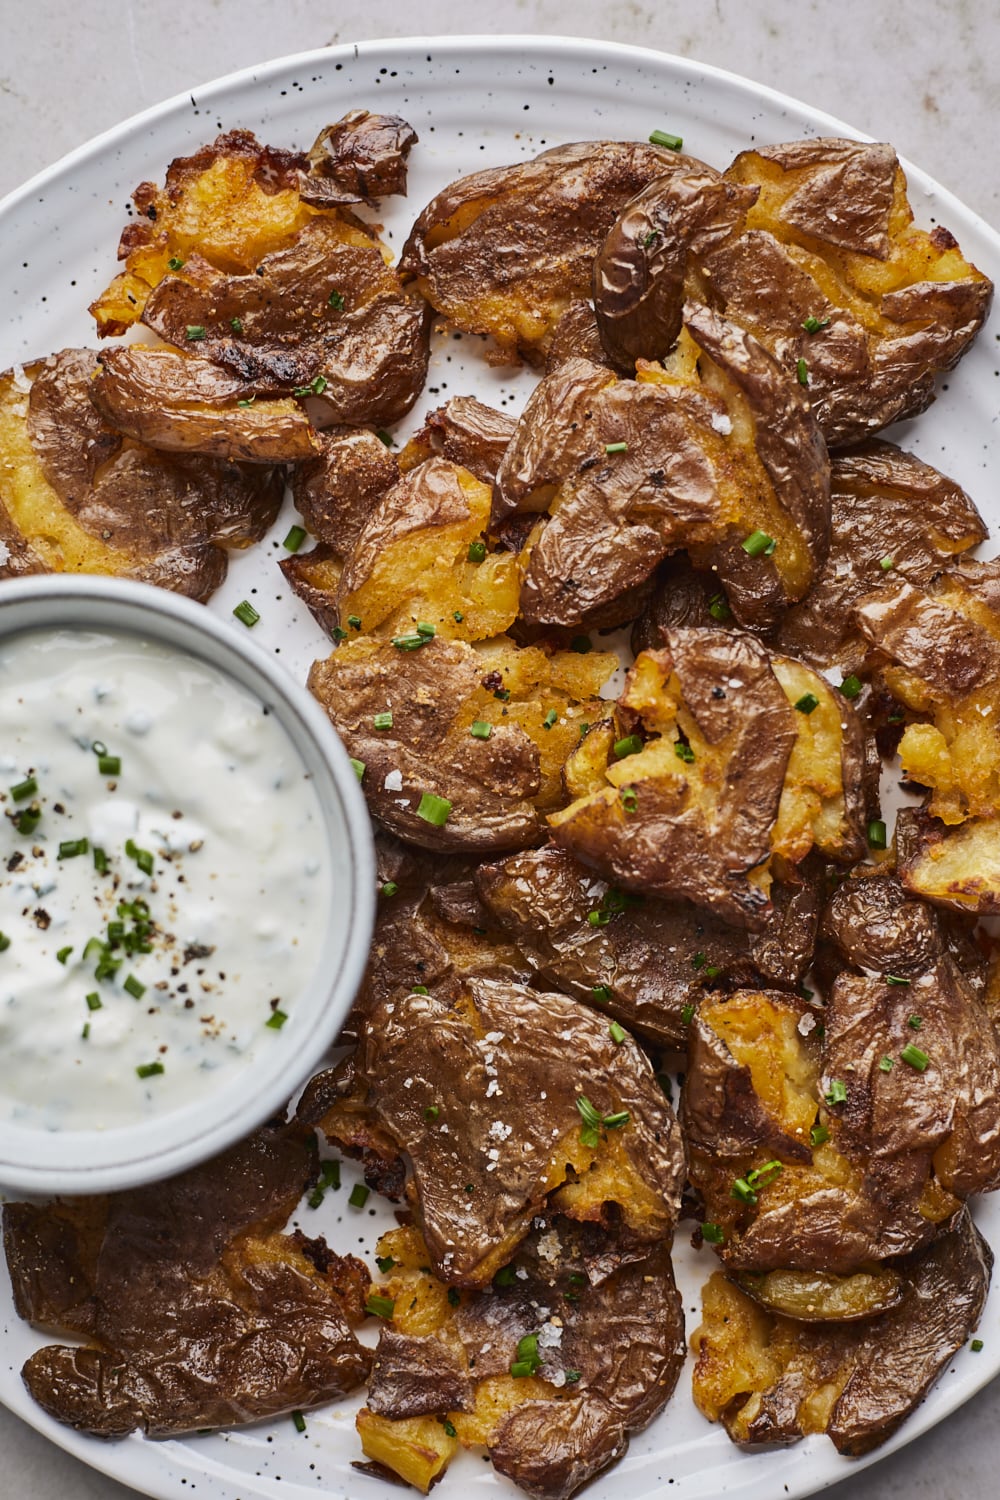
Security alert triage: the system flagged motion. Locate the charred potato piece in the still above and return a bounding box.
[593,161,758,370]
[307,633,615,853]
[493,303,830,634]
[279,545,343,638]
[549,631,797,928]
[692,1209,991,1454]
[301,109,417,206]
[544,298,613,372]
[475,844,821,1049]
[309,977,685,1287]
[290,425,400,554]
[2,1124,370,1436]
[398,396,517,484]
[359,1220,684,1500]
[856,562,1000,825]
[399,140,704,364]
[91,127,429,428]
[336,458,521,642]
[733,1266,903,1322]
[0,351,280,598]
[897,806,1000,915]
[89,345,318,462]
[771,656,867,865]
[777,441,988,670]
[711,138,993,448]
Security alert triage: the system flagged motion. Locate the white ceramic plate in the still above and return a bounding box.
[2,32,1000,1500]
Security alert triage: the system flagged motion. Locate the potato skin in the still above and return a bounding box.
[90,345,319,462]
[3,1125,370,1436]
[896,806,1000,915]
[400,396,517,485]
[302,110,418,206]
[400,141,706,363]
[0,350,281,598]
[290,425,400,553]
[549,631,797,928]
[329,978,685,1287]
[474,844,821,1048]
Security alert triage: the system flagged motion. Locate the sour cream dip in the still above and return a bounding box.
[0,625,332,1132]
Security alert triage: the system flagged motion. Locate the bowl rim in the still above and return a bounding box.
[0,573,375,1193]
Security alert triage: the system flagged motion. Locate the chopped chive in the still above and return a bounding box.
[391,632,432,651]
[292,1410,307,1434]
[707,591,732,622]
[93,846,109,874]
[350,759,366,782]
[587,910,610,927]
[681,1003,695,1025]
[620,785,638,813]
[838,674,863,700]
[972,1339,984,1352]
[10,776,37,802]
[649,128,683,149]
[136,1061,165,1079]
[494,1265,517,1287]
[14,805,41,835]
[467,540,487,563]
[82,1022,90,1039]
[509,1360,535,1379]
[58,839,89,859]
[443,1418,458,1436]
[731,1177,758,1205]
[901,1042,929,1071]
[880,556,895,571]
[411,985,429,994]
[373,711,393,730]
[229,316,243,333]
[447,1287,461,1307]
[56,945,73,964]
[703,965,722,979]
[742,529,775,557]
[283,524,307,552]
[674,741,696,763]
[510,1332,542,1378]
[376,428,395,447]
[125,839,154,876]
[348,615,362,630]
[825,1078,848,1105]
[908,1014,923,1030]
[885,974,910,986]
[0,932,10,953]
[331,626,349,642]
[365,1293,396,1319]
[417,792,451,827]
[592,984,613,1001]
[643,228,660,247]
[266,1008,289,1029]
[167,256,185,270]
[98,755,121,776]
[810,1124,829,1147]
[879,1055,894,1072]
[85,992,102,1012]
[802,315,829,333]
[294,375,329,397]
[453,610,464,622]
[794,693,820,715]
[424,1105,440,1121]
[543,709,558,729]
[348,1183,370,1209]
[692,952,706,969]
[605,441,628,454]
[746,1160,782,1189]
[124,974,145,1000]
[868,819,887,850]
[237,396,255,407]
[376,1255,397,1274]
[380,881,398,897]
[233,599,260,628]
[614,734,643,759]
[701,1222,725,1244]
[328,289,345,310]
[609,1020,626,1045]
[796,357,809,386]
[570,635,592,653]
[185,324,206,341]
[470,720,492,740]
[415,621,436,638]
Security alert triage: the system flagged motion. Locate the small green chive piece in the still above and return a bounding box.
[649,128,683,149]
[136,1061,165,1079]
[794,693,820,715]
[972,1339,984,1352]
[908,1014,923,1030]
[292,1410,307,1433]
[467,540,487,563]
[810,1124,830,1147]
[380,881,398,898]
[348,615,362,630]
[123,974,145,1000]
[373,711,393,730]
[233,599,260,628]
[0,933,11,953]
[742,529,775,557]
[543,709,558,729]
[825,1079,848,1105]
[424,1105,440,1121]
[592,984,613,1002]
[365,1294,396,1320]
[85,992,102,1012]
[56,946,73,964]
[707,592,731,622]
[901,1043,929,1072]
[609,1021,626,1045]
[443,1418,458,1436]
[674,741,696,763]
[470,720,492,740]
[266,1008,289,1029]
[681,1003,695,1025]
[880,555,895,571]
[58,839,89,859]
[283,524,307,552]
[98,755,121,776]
[229,316,243,333]
[167,256,185,270]
[416,792,451,827]
[885,974,910,986]
[453,610,464,622]
[411,985,429,994]
[10,776,37,802]
[620,785,638,813]
[348,1183,370,1209]
[868,819,887,850]
[185,325,206,341]
[839,674,863,700]
[701,1222,725,1244]
[879,1055,894,1073]
[376,428,395,447]
[328,289,345,310]
[416,621,436,638]
[802,315,830,333]
[605,441,628,454]
[351,758,366,782]
[614,734,643,759]
[796,357,809,385]
[93,847,109,874]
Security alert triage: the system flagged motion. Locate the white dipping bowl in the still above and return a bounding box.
[0,574,374,1194]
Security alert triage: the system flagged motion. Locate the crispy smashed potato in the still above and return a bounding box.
[308,633,615,852]
[771,656,867,864]
[357,1219,684,1500]
[0,351,280,596]
[398,395,517,483]
[400,140,702,363]
[2,1125,370,1436]
[896,806,1000,915]
[693,1210,991,1453]
[306,977,685,1287]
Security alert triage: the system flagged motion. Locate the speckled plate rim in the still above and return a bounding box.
[1,30,1000,1500]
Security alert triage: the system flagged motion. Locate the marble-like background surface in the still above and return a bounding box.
[2,2,998,1497]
